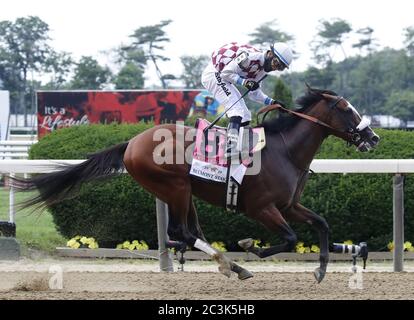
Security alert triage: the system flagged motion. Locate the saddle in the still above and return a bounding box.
[190,118,266,211]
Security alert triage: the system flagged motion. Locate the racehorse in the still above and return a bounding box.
[11,86,379,283]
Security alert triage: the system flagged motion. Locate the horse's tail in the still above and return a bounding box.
[10,142,129,210]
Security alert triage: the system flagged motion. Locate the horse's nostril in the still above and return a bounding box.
[372,135,380,144]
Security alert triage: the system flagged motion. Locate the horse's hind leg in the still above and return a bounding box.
[169,194,252,280]
[285,203,329,283]
[186,198,206,242]
[238,204,297,258]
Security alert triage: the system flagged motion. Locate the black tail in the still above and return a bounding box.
[10,142,129,210]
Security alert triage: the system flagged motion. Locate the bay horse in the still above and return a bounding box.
[12,86,379,283]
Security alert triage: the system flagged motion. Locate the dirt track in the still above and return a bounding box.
[1,269,414,300]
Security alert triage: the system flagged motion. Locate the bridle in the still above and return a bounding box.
[257,95,363,144]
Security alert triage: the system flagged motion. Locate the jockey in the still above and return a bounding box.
[201,42,293,157]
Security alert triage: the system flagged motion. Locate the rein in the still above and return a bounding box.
[257,97,358,142]
[258,104,336,131]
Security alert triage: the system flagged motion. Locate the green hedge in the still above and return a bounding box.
[29,125,414,250]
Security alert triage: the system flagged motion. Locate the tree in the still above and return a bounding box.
[43,51,74,89]
[180,55,209,89]
[303,63,335,89]
[69,56,112,90]
[273,78,293,108]
[0,16,53,123]
[385,90,414,122]
[113,62,144,89]
[126,19,173,88]
[353,27,378,56]
[249,20,294,47]
[403,26,414,56]
[311,18,352,66]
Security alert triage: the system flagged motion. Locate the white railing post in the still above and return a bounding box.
[9,173,15,224]
[393,174,404,272]
[156,198,173,272]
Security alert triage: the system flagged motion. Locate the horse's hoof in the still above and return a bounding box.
[238,238,254,251]
[238,269,254,280]
[314,267,326,283]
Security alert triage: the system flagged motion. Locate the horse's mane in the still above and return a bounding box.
[260,86,338,133]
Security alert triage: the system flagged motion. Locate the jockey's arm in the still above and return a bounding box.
[220,60,244,84]
[221,61,274,105]
[248,87,274,106]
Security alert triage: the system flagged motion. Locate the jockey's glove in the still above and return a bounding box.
[242,80,260,91]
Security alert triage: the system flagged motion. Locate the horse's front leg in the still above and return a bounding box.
[238,204,298,258]
[285,203,329,283]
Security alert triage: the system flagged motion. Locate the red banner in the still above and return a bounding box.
[37,90,200,138]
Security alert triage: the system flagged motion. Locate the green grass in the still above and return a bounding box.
[0,187,67,254]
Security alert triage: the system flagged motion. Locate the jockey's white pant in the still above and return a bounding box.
[201,63,251,123]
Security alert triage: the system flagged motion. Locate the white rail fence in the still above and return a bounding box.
[0,140,37,160]
[1,159,414,272]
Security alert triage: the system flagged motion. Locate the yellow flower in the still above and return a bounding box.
[71,241,81,249]
[296,246,306,254]
[137,241,149,250]
[311,245,320,253]
[388,241,394,251]
[295,242,305,253]
[304,247,311,253]
[80,237,89,245]
[252,239,261,248]
[211,241,227,252]
[122,241,131,249]
[88,242,99,249]
[344,240,353,245]
[116,244,123,249]
[66,239,79,248]
[404,241,412,251]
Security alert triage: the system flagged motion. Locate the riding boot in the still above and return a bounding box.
[225,116,242,159]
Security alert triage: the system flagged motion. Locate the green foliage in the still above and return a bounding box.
[42,51,74,89]
[282,48,414,118]
[248,19,294,46]
[180,55,209,89]
[127,19,173,88]
[30,124,414,251]
[0,16,56,113]
[113,62,145,90]
[273,78,293,108]
[311,18,352,66]
[403,26,414,56]
[69,56,112,90]
[385,90,414,122]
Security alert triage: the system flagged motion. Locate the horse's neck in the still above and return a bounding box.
[282,120,327,170]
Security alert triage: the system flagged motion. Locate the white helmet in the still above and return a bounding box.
[271,42,293,69]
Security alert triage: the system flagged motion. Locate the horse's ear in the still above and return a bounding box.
[305,82,313,93]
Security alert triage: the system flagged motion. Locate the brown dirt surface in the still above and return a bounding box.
[1,270,414,300]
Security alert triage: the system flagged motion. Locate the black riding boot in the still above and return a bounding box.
[225,116,242,158]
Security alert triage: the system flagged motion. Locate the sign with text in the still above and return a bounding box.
[37,90,200,138]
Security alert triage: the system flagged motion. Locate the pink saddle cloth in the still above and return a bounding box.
[192,118,266,167]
